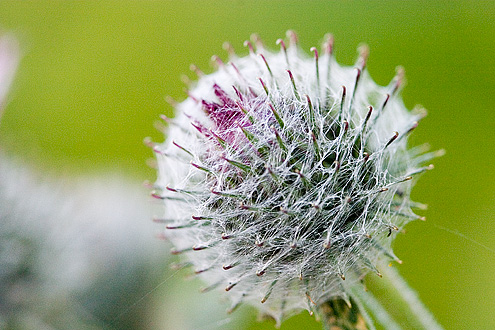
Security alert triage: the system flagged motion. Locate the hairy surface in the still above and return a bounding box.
[154,32,436,324]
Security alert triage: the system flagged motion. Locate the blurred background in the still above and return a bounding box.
[0,1,493,329]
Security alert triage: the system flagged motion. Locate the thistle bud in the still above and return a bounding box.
[153,32,440,326]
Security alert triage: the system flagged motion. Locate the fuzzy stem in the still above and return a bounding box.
[317,298,369,330]
[379,266,444,330]
[350,285,402,330]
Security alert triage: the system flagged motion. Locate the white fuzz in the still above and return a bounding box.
[0,156,163,328]
[154,32,437,324]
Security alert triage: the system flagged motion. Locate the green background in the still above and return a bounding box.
[0,1,494,329]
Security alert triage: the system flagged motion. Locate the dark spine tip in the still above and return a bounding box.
[225,283,237,291]
[310,46,319,60]
[287,69,294,80]
[366,105,373,121]
[259,77,269,96]
[151,192,164,200]
[385,131,399,148]
[407,121,419,134]
[305,94,312,107]
[382,93,391,109]
[195,268,208,274]
[232,85,243,101]
[355,67,362,83]
[192,245,207,251]
[190,162,201,170]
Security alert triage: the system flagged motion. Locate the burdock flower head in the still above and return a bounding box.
[152,31,442,328]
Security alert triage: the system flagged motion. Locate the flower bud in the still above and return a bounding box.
[153,32,438,324]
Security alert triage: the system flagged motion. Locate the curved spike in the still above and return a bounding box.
[348,68,361,113]
[243,40,255,55]
[276,38,286,52]
[287,70,300,100]
[339,86,346,122]
[259,77,269,96]
[269,104,284,128]
[211,55,224,68]
[225,281,238,291]
[384,131,399,149]
[261,280,278,303]
[258,53,273,78]
[276,38,289,68]
[172,141,193,156]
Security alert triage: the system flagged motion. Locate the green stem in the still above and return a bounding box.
[350,285,402,330]
[317,264,444,330]
[379,265,444,330]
